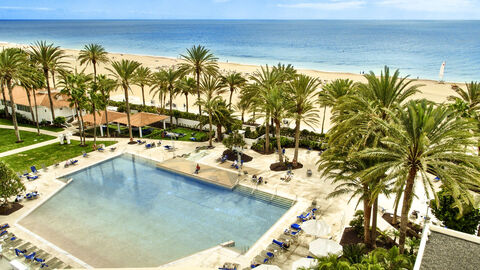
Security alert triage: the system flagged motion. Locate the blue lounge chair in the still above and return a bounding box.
[0,230,7,236]
[82,151,88,158]
[40,263,48,268]
[15,248,25,256]
[34,257,45,263]
[27,175,38,181]
[273,239,288,249]
[24,252,36,260]
[26,192,39,200]
[98,147,105,152]
[291,223,302,230]
[164,145,171,150]
[0,223,9,230]
[145,144,151,149]
[30,166,39,174]
[265,251,274,260]
[71,160,78,164]
[190,137,196,141]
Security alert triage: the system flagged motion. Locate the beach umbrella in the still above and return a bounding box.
[308,238,343,257]
[255,265,281,270]
[302,219,331,238]
[291,258,317,270]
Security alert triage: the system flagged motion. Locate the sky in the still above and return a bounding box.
[0,0,479,20]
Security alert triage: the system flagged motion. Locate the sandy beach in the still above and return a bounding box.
[1,42,464,131]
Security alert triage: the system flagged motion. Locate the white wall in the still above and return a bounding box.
[0,103,75,123]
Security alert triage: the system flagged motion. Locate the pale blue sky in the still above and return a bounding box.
[0,0,479,20]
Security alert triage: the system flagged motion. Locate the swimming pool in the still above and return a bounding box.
[19,154,292,268]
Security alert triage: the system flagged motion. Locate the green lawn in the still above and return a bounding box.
[145,127,208,142]
[0,128,56,153]
[0,140,117,172]
[0,118,65,132]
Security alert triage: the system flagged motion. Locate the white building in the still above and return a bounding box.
[0,86,76,123]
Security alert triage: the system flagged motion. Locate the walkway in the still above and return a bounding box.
[0,124,62,137]
[0,138,59,157]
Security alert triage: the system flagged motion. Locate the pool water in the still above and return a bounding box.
[19,154,291,268]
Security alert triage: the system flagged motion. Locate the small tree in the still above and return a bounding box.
[222,130,246,151]
[0,161,25,207]
[431,189,480,234]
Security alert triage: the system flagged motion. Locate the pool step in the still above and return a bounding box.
[234,185,293,208]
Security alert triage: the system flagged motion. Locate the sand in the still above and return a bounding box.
[1,42,465,131]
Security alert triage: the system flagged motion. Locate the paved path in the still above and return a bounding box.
[0,138,60,157]
[0,124,62,136]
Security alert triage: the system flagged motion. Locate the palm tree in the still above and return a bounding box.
[150,70,168,110]
[0,48,27,142]
[87,81,102,146]
[163,67,182,125]
[179,45,219,115]
[78,43,109,81]
[287,74,321,164]
[58,70,91,146]
[318,79,355,134]
[29,68,45,135]
[448,81,480,154]
[96,75,116,137]
[176,76,196,113]
[360,100,480,253]
[132,66,152,106]
[18,67,39,132]
[221,71,246,108]
[197,75,226,147]
[263,86,290,163]
[107,59,141,143]
[0,78,10,118]
[29,41,66,122]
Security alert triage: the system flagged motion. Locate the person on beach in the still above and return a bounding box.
[195,164,200,174]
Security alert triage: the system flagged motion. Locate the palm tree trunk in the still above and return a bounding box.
[105,108,110,137]
[229,88,234,109]
[265,115,270,153]
[7,79,22,142]
[185,93,189,113]
[399,167,417,254]
[293,119,300,164]
[93,62,97,82]
[197,71,201,115]
[44,69,56,122]
[1,81,10,118]
[371,197,378,248]
[32,90,40,135]
[124,85,134,142]
[275,119,283,162]
[92,105,97,146]
[51,70,56,89]
[78,108,86,146]
[363,185,372,246]
[25,89,36,127]
[141,85,145,106]
[208,113,213,147]
[217,124,222,141]
[321,106,327,134]
[169,86,173,125]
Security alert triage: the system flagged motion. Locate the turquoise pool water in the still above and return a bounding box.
[19,154,291,268]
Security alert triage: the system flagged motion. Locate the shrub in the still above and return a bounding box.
[431,189,480,234]
[349,210,365,237]
[53,116,66,126]
[222,131,246,150]
[342,243,367,264]
[14,113,30,124]
[245,127,251,138]
[0,161,25,206]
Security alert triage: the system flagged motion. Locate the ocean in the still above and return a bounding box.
[0,20,479,82]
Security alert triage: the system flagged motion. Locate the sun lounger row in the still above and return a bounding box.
[1,231,71,269]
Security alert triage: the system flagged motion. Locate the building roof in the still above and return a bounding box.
[113,112,168,127]
[82,110,127,125]
[415,224,480,270]
[3,85,71,108]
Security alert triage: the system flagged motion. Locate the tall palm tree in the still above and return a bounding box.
[96,75,116,137]
[87,80,102,146]
[0,48,27,142]
[197,75,226,147]
[318,79,355,134]
[287,74,321,164]
[163,67,182,125]
[18,67,39,132]
[447,81,480,154]
[263,86,290,163]
[78,43,109,81]
[29,41,66,122]
[250,65,282,154]
[176,76,196,113]
[28,67,45,135]
[132,66,152,106]
[150,70,168,110]
[0,78,10,118]
[360,100,480,253]
[221,71,246,108]
[107,59,141,143]
[58,70,91,146]
[179,45,219,115]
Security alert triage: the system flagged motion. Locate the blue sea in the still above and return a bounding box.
[0,20,479,82]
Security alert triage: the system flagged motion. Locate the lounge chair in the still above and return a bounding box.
[0,230,8,237]
[291,223,302,231]
[145,143,152,149]
[220,155,227,163]
[190,137,196,141]
[26,192,39,200]
[0,223,9,230]
[97,147,105,152]
[272,239,289,250]
[23,170,29,176]
[27,175,38,181]
[307,169,312,177]
[30,166,40,175]
[82,151,88,158]
[110,147,117,152]
[24,251,36,260]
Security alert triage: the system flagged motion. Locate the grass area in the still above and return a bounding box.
[145,127,208,142]
[0,140,117,172]
[0,128,56,153]
[0,118,64,132]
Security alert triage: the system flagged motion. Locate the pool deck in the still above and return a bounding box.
[1,137,362,270]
